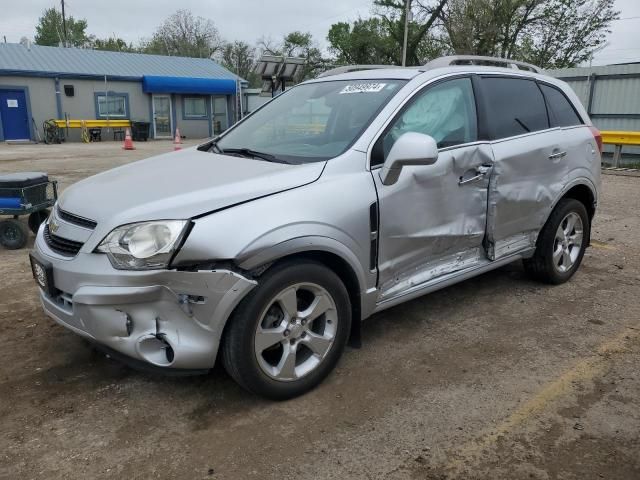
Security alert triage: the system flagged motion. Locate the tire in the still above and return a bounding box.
[0,219,29,250]
[28,209,50,234]
[523,198,589,284]
[222,259,351,400]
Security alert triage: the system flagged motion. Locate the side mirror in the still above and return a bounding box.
[379,132,439,185]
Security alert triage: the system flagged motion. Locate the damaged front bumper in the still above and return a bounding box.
[33,238,256,371]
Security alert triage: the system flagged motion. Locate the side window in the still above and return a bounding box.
[539,84,584,127]
[373,77,477,166]
[95,93,128,118]
[481,77,549,139]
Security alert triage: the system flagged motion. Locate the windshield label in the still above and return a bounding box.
[339,83,387,94]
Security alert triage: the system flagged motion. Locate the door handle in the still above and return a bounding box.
[458,165,491,186]
[548,151,567,160]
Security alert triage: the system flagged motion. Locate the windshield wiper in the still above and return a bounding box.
[211,141,224,154]
[198,136,224,154]
[223,148,290,164]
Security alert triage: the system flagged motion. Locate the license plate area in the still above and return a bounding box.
[29,252,59,297]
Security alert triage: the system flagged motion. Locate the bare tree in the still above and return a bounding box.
[439,0,619,68]
[218,41,259,85]
[142,9,222,58]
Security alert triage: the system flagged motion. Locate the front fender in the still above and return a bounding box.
[238,234,369,292]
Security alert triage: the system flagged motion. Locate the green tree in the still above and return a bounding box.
[519,0,619,68]
[373,0,449,65]
[327,0,448,67]
[260,31,328,81]
[142,9,222,58]
[34,7,91,47]
[220,41,260,86]
[92,37,136,53]
[328,18,397,65]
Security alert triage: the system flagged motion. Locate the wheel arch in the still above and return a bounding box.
[561,183,596,221]
[237,239,368,347]
[542,179,597,246]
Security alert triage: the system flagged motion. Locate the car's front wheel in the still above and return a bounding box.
[222,259,351,400]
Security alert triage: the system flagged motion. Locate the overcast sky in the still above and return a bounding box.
[1,0,639,66]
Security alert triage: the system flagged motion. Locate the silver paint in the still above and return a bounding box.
[32,64,601,372]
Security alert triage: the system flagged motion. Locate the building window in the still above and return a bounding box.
[184,97,207,118]
[95,93,128,118]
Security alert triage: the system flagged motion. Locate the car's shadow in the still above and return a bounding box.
[23,259,547,419]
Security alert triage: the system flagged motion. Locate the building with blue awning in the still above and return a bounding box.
[0,42,247,142]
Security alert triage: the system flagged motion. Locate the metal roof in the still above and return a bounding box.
[0,42,240,82]
[549,63,640,79]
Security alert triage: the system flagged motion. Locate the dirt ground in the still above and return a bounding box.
[0,141,639,480]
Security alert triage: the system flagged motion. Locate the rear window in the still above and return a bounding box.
[539,84,583,128]
[481,77,549,140]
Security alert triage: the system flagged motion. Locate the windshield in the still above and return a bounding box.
[216,79,407,164]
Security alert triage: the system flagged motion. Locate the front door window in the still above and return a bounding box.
[153,95,172,138]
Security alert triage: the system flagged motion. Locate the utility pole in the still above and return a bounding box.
[60,0,68,47]
[401,0,411,67]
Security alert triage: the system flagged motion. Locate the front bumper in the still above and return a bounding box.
[33,234,256,371]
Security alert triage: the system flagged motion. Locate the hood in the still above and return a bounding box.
[58,147,325,227]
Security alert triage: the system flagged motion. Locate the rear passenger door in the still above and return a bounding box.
[538,82,594,187]
[479,76,570,260]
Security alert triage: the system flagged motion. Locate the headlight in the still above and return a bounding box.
[96,220,190,270]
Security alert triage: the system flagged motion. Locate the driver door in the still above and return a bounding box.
[371,76,494,302]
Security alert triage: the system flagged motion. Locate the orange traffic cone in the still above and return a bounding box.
[122,128,135,150]
[173,128,182,151]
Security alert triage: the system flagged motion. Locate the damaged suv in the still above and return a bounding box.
[30,56,601,399]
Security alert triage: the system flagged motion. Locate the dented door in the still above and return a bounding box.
[485,130,569,260]
[477,76,571,260]
[374,144,494,301]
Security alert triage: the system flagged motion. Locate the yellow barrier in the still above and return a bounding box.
[53,119,131,128]
[601,130,640,146]
[600,130,640,167]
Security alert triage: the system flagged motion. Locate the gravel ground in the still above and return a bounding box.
[0,141,638,480]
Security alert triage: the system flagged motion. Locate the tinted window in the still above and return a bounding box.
[481,77,549,139]
[373,77,477,165]
[540,84,583,127]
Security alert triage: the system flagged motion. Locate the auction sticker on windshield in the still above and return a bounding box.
[339,83,387,94]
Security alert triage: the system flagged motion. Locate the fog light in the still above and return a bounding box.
[136,334,175,366]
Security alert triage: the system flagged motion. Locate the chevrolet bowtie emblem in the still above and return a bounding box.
[49,218,59,234]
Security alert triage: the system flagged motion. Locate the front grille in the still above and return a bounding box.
[43,224,84,256]
[57,208,97,229]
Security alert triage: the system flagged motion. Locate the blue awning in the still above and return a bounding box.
[142,75,236,95]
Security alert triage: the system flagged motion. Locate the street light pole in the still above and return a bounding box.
[401,0,411,67]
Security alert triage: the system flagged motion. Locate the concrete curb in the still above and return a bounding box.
[602,167,640,177]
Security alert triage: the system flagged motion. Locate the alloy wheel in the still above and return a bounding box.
[254,283,338,382]
[553,212,584,273]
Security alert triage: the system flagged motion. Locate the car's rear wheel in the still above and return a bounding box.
[523,198,589,284]
[222,259,351,400]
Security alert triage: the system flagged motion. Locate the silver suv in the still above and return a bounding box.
[30,56,601,399]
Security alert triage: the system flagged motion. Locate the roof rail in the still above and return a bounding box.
[424,55,543,74]
[317,65,400,78]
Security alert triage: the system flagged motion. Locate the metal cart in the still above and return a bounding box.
[0,173,58,250]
